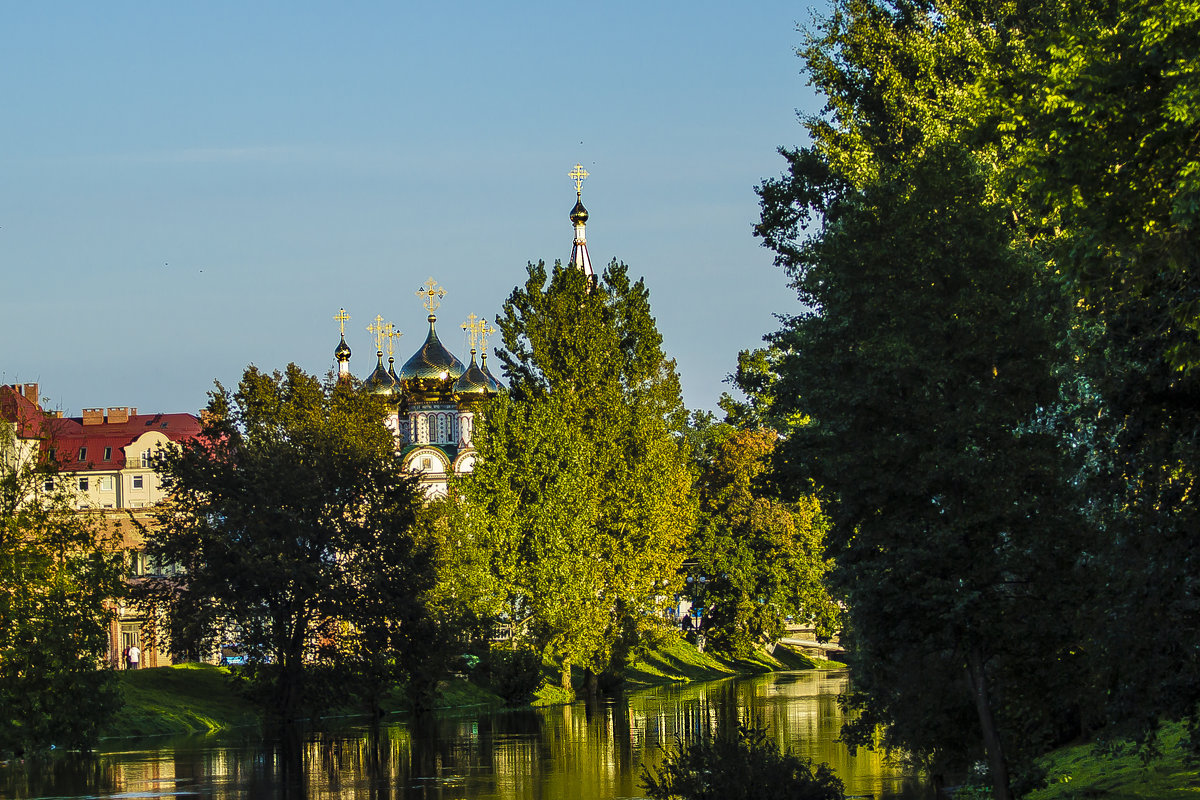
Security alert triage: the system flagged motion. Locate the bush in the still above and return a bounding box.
[482,648,542,705]
[642,723,845,800]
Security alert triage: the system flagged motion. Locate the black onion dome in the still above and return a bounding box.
[362,351,398,396]
[398,315,466,381]
[387,356,400,383]
[334,336,352,361]
[570,198,589,224]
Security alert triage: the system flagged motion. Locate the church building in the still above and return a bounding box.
[331,164,595,498]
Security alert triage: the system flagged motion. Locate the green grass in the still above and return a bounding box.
[105,663,509,740]
[1030,723,1200,800]
[103,663,259,739]
[622,639,822,689]
[102,639,823,736]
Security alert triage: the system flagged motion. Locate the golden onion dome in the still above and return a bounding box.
[362,351,399,396]
[480,352,503,393]
[398,315,466,382]
[453,351,492,399]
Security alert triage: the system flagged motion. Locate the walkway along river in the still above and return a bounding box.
[1,670,930,799]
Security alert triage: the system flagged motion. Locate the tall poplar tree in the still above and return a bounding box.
[455,260,694,693]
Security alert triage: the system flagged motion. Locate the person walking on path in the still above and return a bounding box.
[127,644,140,670]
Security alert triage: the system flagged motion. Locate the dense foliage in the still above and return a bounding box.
[136,365,440,722]
[689,425,837,656]
[0,419,124,756]
[453,260,694,694]
[746,0,1200,793]
[642,723,845,800]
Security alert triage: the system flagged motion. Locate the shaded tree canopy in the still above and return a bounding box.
[748,0,1200,791]
[137,364,438,722]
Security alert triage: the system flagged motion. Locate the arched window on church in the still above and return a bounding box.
[437,414,447,443]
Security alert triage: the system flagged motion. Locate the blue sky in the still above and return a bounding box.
[1,2,822,416]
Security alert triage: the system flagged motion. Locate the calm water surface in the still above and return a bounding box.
[1,671,929,799]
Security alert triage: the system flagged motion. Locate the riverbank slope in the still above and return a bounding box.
[1029,721,1200,800]
[101,641,827,739]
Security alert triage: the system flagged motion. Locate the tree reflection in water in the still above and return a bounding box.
[0,671,928,799]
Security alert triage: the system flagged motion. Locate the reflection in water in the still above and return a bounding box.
[0,671,927,799]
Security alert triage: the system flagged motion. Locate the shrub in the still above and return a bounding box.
[642,723,844,800]
[483,648,542,705]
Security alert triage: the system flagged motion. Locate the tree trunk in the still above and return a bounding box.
[560,658,572,692]
[583,667,599,700]
[966,645,1012,800]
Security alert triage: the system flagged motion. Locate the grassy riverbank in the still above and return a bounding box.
[1029,722,1200,800]
[104,662,259,738]
[101,664,506,739]
[101,640,831,739]
[623,639,824,688]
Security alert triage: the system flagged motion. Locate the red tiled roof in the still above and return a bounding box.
[2,387,202,472]
[47,412,202,472]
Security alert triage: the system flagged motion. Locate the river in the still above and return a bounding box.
[0,670,929,799]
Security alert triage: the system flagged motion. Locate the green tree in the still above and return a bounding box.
[136,365,438,722]
[1000,1,1200,750]
[754,144,1087,796]
[754,0,1200,779]
[1002,0,1200,371]
[455,261,694,694]
[0,416,124,756]
[689,426,838,657]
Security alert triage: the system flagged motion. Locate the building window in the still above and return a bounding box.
[437,415,446,443]
[132,475,144,490]
[98,476,113,491]
[103,446,112,460]
[43,477,54,491]
[127,551,148,577]
[78,447,87,461]
[78,476,89,491]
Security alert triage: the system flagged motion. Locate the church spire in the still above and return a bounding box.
[568,163,594,279]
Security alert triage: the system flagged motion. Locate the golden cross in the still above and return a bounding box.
[569,164,589,197]
[334,308,351,337]
[479,320,496,352]
[366,315,388,353]
[462,313,480,351]
[384,322,402,357]
[417,277,446,314]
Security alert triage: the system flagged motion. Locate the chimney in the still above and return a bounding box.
[21,383,39,408]
[107,407,130,424]
[82,408,105,426]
